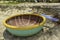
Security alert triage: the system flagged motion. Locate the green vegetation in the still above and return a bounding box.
[0,0,60,4]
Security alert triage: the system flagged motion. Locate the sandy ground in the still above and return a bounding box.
[0,5,60,40]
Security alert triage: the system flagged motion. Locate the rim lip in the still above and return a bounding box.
[3,14,46,30]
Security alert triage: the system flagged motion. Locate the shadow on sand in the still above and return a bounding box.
[3,26,60,40]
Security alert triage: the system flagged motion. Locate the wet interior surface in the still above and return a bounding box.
[6,15,43,27]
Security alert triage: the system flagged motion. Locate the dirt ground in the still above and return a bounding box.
[0,4,60,40]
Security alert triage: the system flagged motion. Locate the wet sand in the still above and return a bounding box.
[0,4,60,40]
